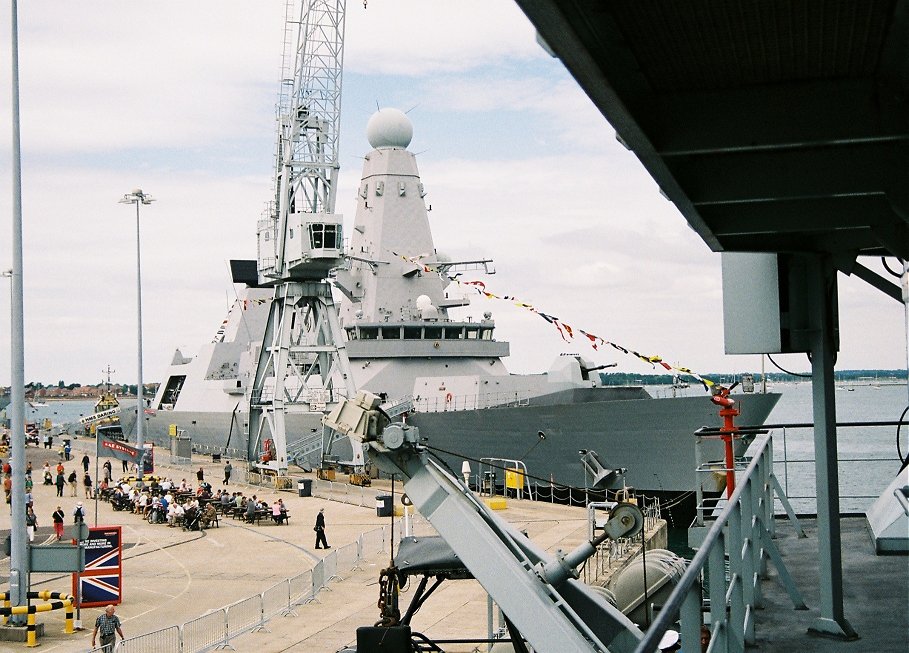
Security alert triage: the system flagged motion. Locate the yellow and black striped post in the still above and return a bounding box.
[0,590,77,640]
[25,609,37,647]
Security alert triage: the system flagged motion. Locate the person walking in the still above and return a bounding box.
[81,454,90,473]
[196,467,205,483]
[121,458,129,473]
[52,506,65,540]
[92,604,124,653]
[83,473,93,499]
[55,472,65,497]
[103,460,112,482]
[314,507,330,549]
[25,507,37,543]
[68,470,78,497]
[223,461,232,485]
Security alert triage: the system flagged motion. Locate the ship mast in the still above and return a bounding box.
[102,364,116,394]
[247,0,355,476]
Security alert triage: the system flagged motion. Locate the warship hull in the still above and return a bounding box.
[138,388,779,496]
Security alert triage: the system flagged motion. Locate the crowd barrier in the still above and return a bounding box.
[109,521,398,653]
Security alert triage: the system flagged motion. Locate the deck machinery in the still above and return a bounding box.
[324,391,646,653]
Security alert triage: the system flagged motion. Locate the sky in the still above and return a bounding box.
[0,0,906,388]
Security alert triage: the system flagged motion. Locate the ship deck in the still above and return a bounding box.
[753,515,908,652]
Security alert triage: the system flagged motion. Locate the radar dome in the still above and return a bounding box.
[367,108,413,149]
[415,295,432,310]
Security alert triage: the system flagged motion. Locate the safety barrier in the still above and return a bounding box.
[632,433,806,653]
[112,523,394,652]
[1,591,75,646]
[117,624,180,653]
[181,610,226,653]
[225,595,262,640]
[261,580,290,618]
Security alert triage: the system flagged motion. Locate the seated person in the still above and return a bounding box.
[271,499,287,524]
[200,503,217,528]
[167,503,184,527]
[184,504,199,530]
[245,495,258,523]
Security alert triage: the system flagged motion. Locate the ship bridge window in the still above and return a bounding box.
[480,328,493,340]
[404,326,422,339]
[345,327,358,340]
[309,223,341,250]
[443,327,463,339]
[424,326,443,340]
[381,327,401,340]
[359,327,378,340]
[465,327,479,339]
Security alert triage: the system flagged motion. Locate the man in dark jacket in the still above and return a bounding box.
[314,508,330,549]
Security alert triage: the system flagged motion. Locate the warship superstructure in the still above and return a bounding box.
[144,109,779,498]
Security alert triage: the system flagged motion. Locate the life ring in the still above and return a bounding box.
[445,392,453,403]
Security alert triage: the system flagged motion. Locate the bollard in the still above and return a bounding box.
[64,599,74,634]
[26,610,37,647]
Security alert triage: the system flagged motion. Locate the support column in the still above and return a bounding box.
[805,256,856,640]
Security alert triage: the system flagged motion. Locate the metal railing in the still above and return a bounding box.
[412,389,532,413]
[769,422,904,514]
[110,520,402,653]
[633,433,806,653]
[110,493,431,653]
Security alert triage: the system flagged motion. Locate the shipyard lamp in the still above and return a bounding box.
[119,188,155,456]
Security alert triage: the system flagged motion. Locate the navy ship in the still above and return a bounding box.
[142,109,779,501]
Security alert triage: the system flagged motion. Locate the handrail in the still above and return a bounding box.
[633,433,777,653]
[895,486,909,517]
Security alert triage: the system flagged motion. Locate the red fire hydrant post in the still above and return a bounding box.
[710,386,740,499]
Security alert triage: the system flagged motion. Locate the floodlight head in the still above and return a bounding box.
[120,189,155,205]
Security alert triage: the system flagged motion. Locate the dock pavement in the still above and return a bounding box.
[1,437,606,652]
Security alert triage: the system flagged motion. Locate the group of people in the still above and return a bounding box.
[102,475,221,531]
[42,454,106,500]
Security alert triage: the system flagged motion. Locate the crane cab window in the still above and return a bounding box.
[309,223,341,250]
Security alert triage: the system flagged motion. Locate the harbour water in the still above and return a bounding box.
[20,381,908,515]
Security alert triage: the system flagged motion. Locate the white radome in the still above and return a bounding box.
[367,108,413,149]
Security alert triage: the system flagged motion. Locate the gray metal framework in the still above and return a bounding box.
[635,433,806,653]
[333,411,646,653]
[246,281,355,469]
[248,0,352,474]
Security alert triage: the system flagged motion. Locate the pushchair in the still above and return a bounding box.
[183,507,201,532]
[147,504,167,524]
[111,494,132,512]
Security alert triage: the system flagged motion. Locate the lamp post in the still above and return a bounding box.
[119,189,154,464]
[9,0,30,621]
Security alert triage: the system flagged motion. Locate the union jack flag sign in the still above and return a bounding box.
[73,526,122,607]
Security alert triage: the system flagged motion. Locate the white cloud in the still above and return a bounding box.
[0,0,905,387]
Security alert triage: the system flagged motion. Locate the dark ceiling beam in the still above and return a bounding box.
[698,196,899,236]
[669,141,908,205]
[715,230,889,255]
[836,260,904,302]
[647,80,909,156]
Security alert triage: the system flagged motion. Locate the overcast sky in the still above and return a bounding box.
[0,0,906,388]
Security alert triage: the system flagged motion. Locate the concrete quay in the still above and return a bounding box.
[0,437,653,652]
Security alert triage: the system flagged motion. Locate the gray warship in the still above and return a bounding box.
[143,109,780,500]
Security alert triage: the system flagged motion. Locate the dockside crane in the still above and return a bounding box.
[247,0,356,476]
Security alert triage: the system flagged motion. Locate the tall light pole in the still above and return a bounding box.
[9,0,30,622]
[119,189,154,463]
